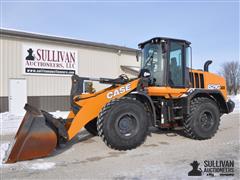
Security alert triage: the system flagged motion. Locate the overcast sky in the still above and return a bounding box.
[1,1,239,72]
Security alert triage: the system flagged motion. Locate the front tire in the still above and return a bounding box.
[183,97,220,140]
[97,97,149,150]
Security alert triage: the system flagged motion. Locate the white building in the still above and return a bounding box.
[0,29,140,114]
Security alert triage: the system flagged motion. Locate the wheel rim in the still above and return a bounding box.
[115,113,138,138]
[199,111,214,131]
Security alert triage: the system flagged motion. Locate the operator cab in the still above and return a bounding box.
[138,37,191,88]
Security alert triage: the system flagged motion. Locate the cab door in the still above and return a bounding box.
[168,41,190,89]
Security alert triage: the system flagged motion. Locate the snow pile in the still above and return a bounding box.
[50,111,69,119]
[0,110,69,135]
[29,162,55,170]
[0,142,10,166]
[229,94,240,113]
[0,112,23,135]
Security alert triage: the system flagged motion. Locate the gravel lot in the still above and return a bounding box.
[1,112,239,180]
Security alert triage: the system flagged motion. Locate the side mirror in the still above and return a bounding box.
[139,69,151,78]
[136,51,141,62]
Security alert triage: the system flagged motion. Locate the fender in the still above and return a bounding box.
[182,88,233,114]
[130,91,157,126]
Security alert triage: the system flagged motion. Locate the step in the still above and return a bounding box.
[173,116,183,120]
[172,106,182,110]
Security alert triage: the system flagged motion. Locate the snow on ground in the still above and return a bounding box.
[28,162,55,170]
[229,94,240,113]
[0,142,10,167]
[0,110,69,135]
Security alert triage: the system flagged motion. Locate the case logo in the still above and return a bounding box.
[107,84,131,99]
[208,84,220,89]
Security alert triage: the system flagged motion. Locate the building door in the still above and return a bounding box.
[9,79,27,116]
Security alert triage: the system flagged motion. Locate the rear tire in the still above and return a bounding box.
[97,97,149,150]
[84,118,98,136]
[183,97,220,140]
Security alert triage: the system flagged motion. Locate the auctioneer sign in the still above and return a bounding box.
[22,43,78,75]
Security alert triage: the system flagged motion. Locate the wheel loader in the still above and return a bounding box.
[4,37,235,163]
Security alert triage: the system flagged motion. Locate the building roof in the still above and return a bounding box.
[0,28,138,53]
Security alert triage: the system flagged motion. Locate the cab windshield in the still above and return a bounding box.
[141,43,165,86]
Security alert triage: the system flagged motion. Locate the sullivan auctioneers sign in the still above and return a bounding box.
[22,43,78,75]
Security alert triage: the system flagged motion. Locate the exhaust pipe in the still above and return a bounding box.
[204,60,212,72]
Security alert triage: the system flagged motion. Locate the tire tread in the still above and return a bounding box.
[97,97,148,150]
[183,97,220,140]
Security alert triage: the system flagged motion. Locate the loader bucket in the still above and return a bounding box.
[4,104,58,163]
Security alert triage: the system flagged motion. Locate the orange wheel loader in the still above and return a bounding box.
[4,37,235,163]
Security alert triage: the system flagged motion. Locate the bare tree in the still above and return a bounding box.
[220,61,240,95]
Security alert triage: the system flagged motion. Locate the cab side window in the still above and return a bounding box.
[169,42,184,87]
